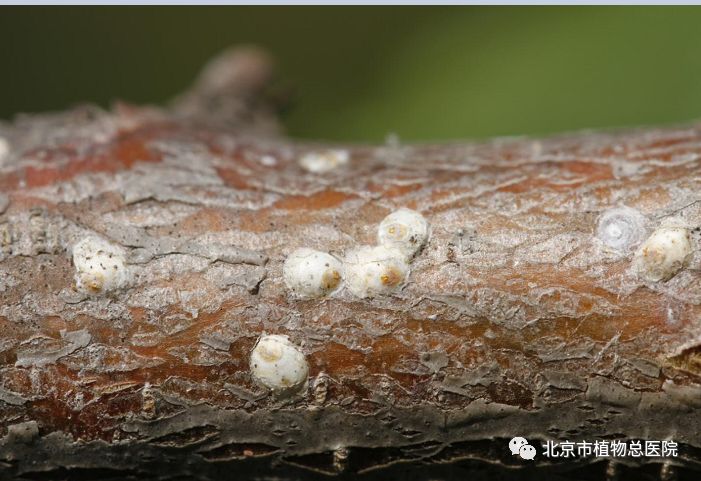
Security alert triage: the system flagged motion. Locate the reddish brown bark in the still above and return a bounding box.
[0,48,700,480]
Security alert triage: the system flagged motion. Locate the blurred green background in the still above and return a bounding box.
[1,7,701,142]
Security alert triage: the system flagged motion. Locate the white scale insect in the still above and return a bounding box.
[298,149,349,174]
[283,248,344,299]
[249,334,309,393]
[343,245,410,298]
[377,207,430,259]
[72,236,129,295]
[596,206,647,252]
[633,227,692,282]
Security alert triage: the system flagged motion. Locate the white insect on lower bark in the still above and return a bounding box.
[249,334,309,393]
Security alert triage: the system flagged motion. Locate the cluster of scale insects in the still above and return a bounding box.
[259,206,430,394]
[59,147,694,397]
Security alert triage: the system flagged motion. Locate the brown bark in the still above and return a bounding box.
[0,48,700,480]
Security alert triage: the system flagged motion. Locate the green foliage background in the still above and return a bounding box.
[1,7,701,142]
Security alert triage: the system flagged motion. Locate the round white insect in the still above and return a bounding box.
[283,248,343,299]
[596,206,647,252]
[72,236,129,295]
[298,149,349,173]
[343,245,410,298]
[633,227,692,282]
[250,334,309,393]
[378,208,430,259]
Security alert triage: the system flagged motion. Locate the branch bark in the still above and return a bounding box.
[0,48,700,481]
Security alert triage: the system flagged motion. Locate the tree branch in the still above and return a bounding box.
[0,47,700,480]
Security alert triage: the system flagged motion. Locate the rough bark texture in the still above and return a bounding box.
[1,48,701,481]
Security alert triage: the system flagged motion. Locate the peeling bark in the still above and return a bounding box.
[1,48,701,480]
